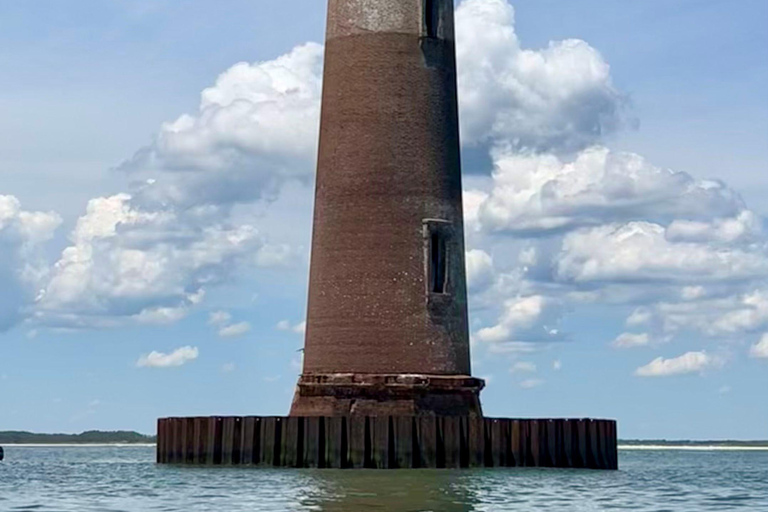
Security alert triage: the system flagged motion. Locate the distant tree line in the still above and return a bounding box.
[0,430,156,444]
[619,439,768,447]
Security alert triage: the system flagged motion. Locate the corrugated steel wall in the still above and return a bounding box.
[157,416,618,470]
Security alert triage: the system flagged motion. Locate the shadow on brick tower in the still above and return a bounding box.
[290,0,485,417]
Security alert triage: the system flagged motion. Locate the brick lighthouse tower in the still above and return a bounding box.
[290,0,485,417]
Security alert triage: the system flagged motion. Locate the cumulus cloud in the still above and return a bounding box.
[0,195,61,243]
[467,108,768,364]
[626,308,652,327]
[555,222,768,284]
[209,310,232,327]
[612,332,650,349]
[218,321,251,338]
[0,195,61,331]
[36,194,263,328]
[749,334,768,359]
[209,311,251,337]
[655,291,768,337]
[293,321,306,334]
[455,0,627,153]
[136,346,199,368]
[466,249,495,291]
[666,211,762,245]
[133,306,188,325]
[120,43,324,210]
[476,295,557,343]
[18,43,326,329]
[476,147,745,235]
[635,351,719,377]
[277,320,306,334]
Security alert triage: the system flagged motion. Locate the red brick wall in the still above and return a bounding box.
[302,0,471,376]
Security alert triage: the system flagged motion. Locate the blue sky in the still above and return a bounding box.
[0,0,766,440]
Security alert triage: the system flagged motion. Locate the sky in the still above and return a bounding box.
[0,0,766,440]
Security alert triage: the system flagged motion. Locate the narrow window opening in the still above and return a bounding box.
[425,0,440,39]
[430,231,447,294]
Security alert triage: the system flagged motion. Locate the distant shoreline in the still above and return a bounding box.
[0,431,155,445]
[618,444,768,451]
[3,443,156,447]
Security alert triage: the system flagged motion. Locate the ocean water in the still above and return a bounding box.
[0,446,766,511]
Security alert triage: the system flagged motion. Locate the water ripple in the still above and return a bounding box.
[0,447,766,511]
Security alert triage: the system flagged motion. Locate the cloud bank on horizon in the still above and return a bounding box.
[0,0,766,378]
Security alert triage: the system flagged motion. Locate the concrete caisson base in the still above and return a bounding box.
[156,416,618,470]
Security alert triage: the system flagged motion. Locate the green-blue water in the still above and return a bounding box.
[1,446,766,511]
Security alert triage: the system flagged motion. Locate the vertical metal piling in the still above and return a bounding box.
[157,416,618,469]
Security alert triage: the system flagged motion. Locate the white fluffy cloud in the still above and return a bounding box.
[626,308,652,327]
[276,320,306,334]
[635,351,719,377]
[475,295,561,344]
[22,45,325,329]
[612,332,650,349]
[0,195,61,243]
[652,290,768,337]
[750,334,768,359]
[218,322,251,338]
[208,310,232,327]
[136,346,199,368]
[455,0,626,153]
[36,194,263,328]
[0,195,61,331]
[209,310,251,337]
[476,147,745,235]
[457,2,768,370]
[666,211,761,245]
[293,321,306,335]
[556,221,768,284]
[120,43,324,210]
[133,306,189,325]
[466,249,495,291]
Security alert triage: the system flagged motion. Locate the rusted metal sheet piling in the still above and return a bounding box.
[157,417,618,470]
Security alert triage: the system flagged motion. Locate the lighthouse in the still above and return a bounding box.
[290,0,484,417]
[156,0,618,470]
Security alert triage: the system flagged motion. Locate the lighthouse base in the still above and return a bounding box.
[289,373,485,417]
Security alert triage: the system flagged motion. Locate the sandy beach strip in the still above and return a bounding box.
[619,445,768,451]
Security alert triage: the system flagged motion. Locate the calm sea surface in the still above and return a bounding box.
[0,446,766,511]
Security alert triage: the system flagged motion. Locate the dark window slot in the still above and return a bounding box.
[430,231,447,294]
[425,0,439,38]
